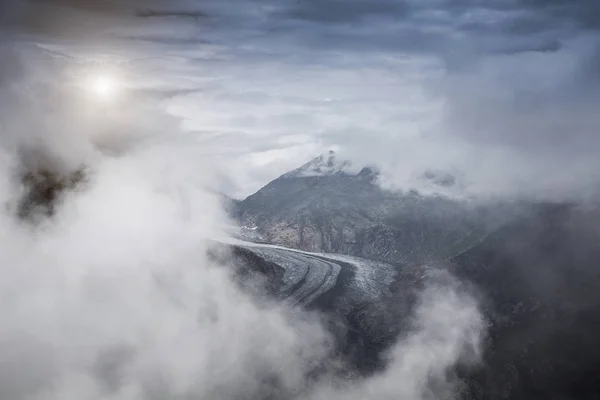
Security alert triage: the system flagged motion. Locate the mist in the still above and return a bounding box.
[0,43,485,400]
[0,44,327,399]
[2,0,599,397]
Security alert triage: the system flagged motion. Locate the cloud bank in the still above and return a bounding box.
[0,44,483,399]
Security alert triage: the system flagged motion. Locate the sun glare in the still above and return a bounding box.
[88,74,119,100]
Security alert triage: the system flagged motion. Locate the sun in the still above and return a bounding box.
[88,74,120,100]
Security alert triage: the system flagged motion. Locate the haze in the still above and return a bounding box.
[0,1,598,399]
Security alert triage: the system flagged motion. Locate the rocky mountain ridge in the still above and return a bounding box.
[232,151,500,264]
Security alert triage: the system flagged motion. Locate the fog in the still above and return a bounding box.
[1,0,599,398]
[0,44,483,399]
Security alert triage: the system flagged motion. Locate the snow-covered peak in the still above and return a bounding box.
[283,150,352,178]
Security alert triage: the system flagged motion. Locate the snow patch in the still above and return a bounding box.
[283,150,352,178]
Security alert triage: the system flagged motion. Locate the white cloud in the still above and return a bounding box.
[308,271,484,400]
[0,44,329,399]
[0,44,484,400]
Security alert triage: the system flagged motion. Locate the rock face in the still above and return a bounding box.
[234,151,495,264]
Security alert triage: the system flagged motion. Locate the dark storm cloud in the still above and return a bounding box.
[0,0,131,38]
[520,0,600,30]
[495,38,562,54]
[135,10,208,19]
[132,87,206,99]
[113,35,210,45]
[271,0,599,57]
[3,0,598,46]
[586,42,600,82]
[0,0,212,40]
[286,0,410,23]
[447,0,600,41]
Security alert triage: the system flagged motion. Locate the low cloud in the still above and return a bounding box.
[309,271,484,400]
[2,0,597,397]
[0,44,328,399]
[0,44,484,400]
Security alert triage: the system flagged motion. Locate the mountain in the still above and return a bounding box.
[281,149,352,178]
[233,151,499,264]
[228,153,600,400]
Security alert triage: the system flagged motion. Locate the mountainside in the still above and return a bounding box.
[229,153,600,400]
[225,203,600,400]
[448,203,600,400]
[233,151,497,264]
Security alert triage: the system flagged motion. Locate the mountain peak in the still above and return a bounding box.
[283,150,351,178]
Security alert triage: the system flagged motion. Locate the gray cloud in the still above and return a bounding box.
[521,0,600,30]
[220,0,600,200]
[259,0,599,59]
[113,34,210,45]
[0,0,598,207]
[135,9,208,19]
[286,0,410,24]
[0,0,211,43]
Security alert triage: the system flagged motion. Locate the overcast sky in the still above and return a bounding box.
[1,0,599,199]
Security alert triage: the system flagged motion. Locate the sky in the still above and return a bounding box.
[2,0,599,200]
[0,1,596,399]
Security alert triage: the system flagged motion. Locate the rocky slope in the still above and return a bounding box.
[233,151,498,264]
